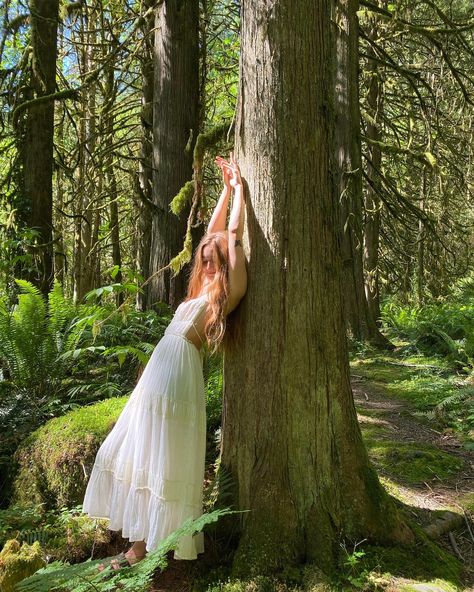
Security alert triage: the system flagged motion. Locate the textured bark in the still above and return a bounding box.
[72,5,98,302]
[220,0,412,576]
[148,0,200,309]
[336,0,391,346]
[136,0,155,312]
[24,0,59,295]
[54,93,66,287]
[363,18,383,329]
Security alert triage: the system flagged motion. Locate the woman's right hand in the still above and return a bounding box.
[216,153,242,189]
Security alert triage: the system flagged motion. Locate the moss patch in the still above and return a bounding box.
[397,579,459,592]
[0,539,45,592]
[13,397,128,509]
[363,440,464,484]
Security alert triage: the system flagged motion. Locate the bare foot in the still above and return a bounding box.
[125,545,147,565]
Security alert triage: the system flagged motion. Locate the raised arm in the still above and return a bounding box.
[207,156,232,234]
[222,154,247,313]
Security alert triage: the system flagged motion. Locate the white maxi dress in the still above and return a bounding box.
[82,295,208,560]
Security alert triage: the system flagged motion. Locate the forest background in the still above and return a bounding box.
[0,0,473,591]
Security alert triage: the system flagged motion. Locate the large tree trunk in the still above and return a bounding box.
[220,0,412,576]
[148,0,200,310]
[24,0,59,295]
[336,1,392,347]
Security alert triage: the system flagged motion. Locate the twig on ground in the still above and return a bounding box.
[448,531,464,561]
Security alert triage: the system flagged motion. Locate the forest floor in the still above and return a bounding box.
[149,353,474,592]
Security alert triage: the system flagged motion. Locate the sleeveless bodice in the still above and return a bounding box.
[164,295,208,345]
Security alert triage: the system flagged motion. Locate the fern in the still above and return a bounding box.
[15,507,241,592]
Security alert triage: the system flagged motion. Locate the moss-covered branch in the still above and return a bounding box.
[12,89,79,127]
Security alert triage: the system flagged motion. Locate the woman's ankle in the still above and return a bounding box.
[126,542,147,562]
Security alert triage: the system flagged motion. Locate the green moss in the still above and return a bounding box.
[170,180,194,216]
[457,491,474,513]
[0,539,45,592]
[359,421,389,440]
[398,580,459,592]
[384,376,460,410]
[334,523,463,591]
[201,576,296,591]
[13,397,128,509]
[351,357,419,383]
[363,440,464,484]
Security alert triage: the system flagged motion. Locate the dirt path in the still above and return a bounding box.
[352,374,474,586]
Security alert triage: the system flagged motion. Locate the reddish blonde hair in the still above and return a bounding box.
[186,231,229,352]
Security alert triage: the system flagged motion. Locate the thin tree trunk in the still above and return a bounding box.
[220,0,412,577]
[54,97,66,288]
[337,0,392,347]
[24,0,59,295]
[148,0,200,309]
[363,17,383,329]
[136,0,155,311]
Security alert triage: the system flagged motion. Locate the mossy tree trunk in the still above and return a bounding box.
[23,0,59,296]
[336,0,392,347]
[136,0,155,312]
[148,0,199,309]
[363,15,384,330]
[220,0,413,577]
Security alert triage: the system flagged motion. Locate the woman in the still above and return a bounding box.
[82,154,247,569]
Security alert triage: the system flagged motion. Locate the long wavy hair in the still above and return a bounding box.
[186,231,230,352]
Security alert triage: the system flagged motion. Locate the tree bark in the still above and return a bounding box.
[336,0,392,346]
[136,0,155,312]
[220,0,412,576]
[148,0,200,310]
[363,16,384,330]
[24,0,59,295]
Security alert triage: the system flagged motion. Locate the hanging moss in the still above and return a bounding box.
[170,180,195,216]
[0,540,45,592]
[169,229,193,277]
[193,122,232,168]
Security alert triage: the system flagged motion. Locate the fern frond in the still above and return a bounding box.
[15,507,241,592]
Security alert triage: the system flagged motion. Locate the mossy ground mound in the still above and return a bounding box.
[13,397,128,509]
[0,539,45,592]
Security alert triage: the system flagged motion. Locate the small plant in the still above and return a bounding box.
[337,539,371,590]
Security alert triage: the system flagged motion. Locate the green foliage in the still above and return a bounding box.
[0,279,77,400]
[15,507,238,592]
[352,350,474,441]
[380,298,474,369]
[0,505,110,563]
[0,277,171,504]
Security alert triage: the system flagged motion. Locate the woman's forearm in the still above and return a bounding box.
[228,185,244,239]
[207,186,231,234]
